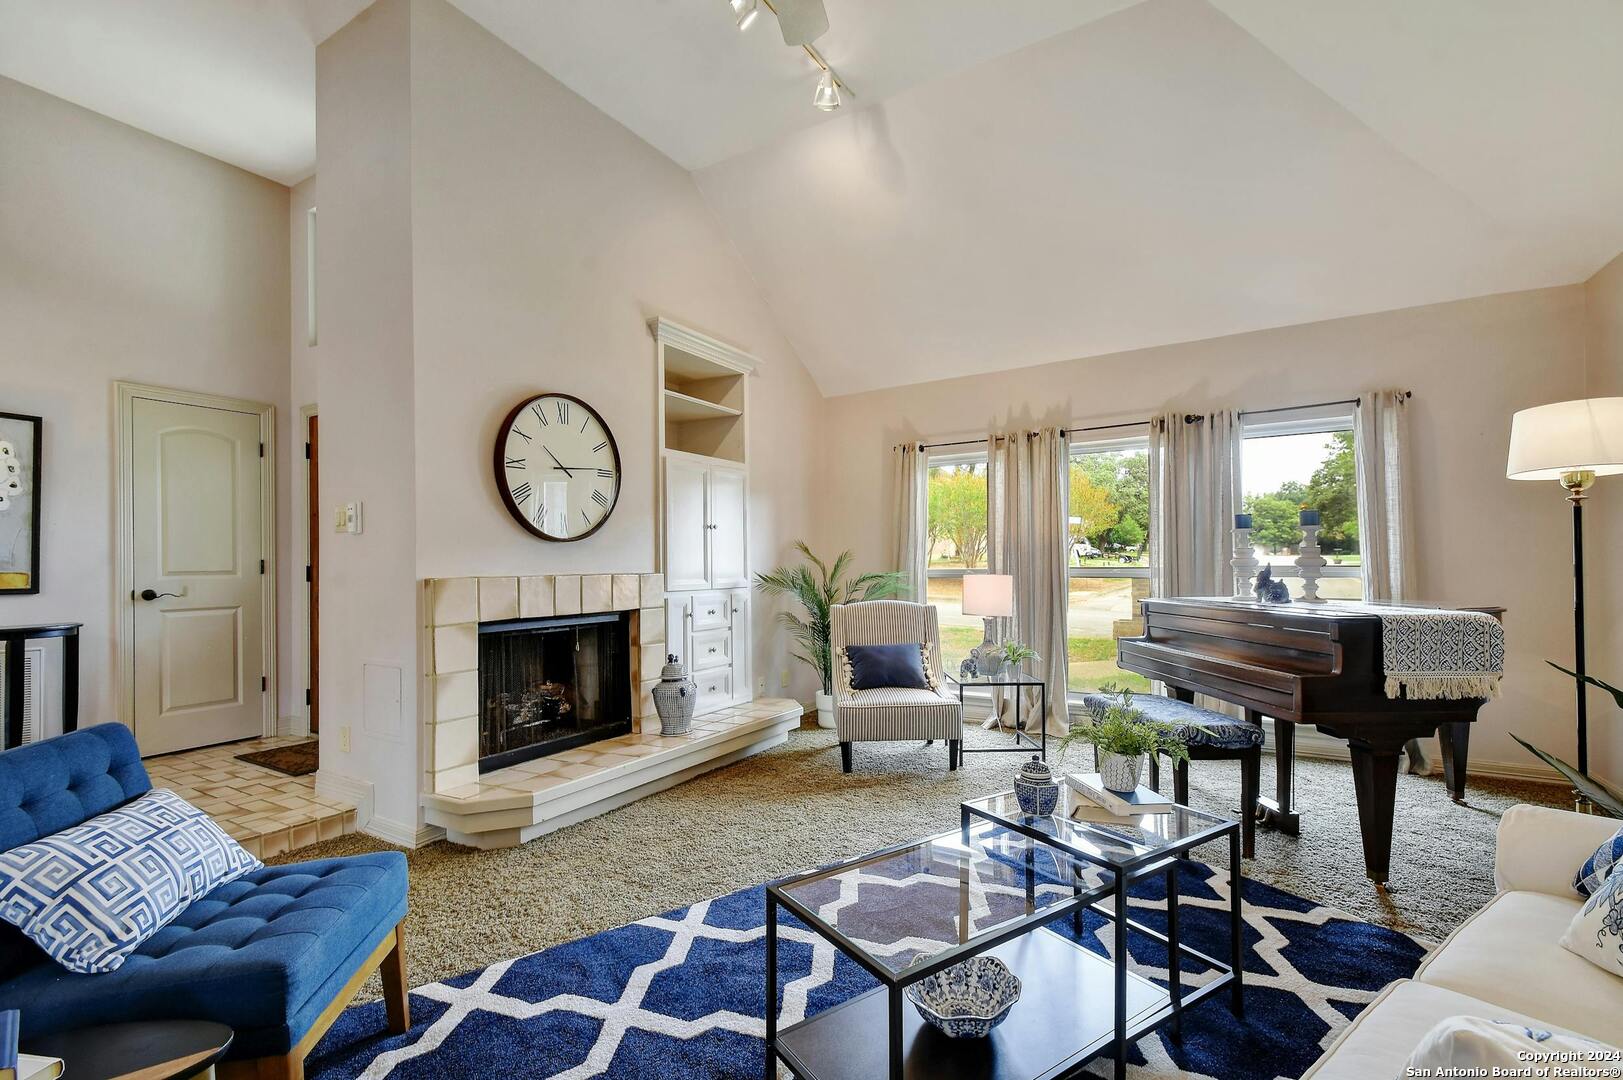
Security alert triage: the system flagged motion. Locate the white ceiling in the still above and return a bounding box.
[3,0,1620,393]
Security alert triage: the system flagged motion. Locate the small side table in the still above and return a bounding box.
[22,1020,232,1080]
[0,623,81,748]
[946,669,1048,759]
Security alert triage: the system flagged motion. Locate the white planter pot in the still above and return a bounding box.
[1098,751,1145,794]
[815,692,836,730]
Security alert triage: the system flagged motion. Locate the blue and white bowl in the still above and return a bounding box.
[905,956,1022,1039]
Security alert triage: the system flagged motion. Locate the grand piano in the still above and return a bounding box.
[1118,597,1502,884]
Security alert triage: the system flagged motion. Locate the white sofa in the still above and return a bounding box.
[1305,804,1623,1078]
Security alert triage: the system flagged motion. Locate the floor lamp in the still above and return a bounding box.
[1507,397,1623,778]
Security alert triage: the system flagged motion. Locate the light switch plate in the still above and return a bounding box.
[334,501,363,534]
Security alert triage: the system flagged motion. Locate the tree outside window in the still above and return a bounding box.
[1240,424,1363,599]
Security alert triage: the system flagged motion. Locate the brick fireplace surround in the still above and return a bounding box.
[419,572,801,848]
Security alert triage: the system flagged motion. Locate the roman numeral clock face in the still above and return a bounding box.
[495,393,621,541]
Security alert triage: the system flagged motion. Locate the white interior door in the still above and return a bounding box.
[664,457,711,592]
[708,465,749,590]
[132,398,265,754]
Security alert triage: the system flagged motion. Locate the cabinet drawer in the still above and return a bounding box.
[691,593,730,630]
[695,668,732,712]
[691,628,731,670]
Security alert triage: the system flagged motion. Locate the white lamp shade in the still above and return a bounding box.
[1507,397,1623,480]
[962,574,1014,618]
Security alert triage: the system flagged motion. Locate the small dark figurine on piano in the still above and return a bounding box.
[1253,566,1291,604]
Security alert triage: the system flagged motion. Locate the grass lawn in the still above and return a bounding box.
[938,625,1150,693]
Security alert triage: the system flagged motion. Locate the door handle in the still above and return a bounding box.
[138,588,182,602]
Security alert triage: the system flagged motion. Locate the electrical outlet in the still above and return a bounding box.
[339,726,351,753]
[780,668,791,687]
[756,676,766,695]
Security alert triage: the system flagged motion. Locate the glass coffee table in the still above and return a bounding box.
[765,828,1160,1080]
[961,783,1245,1080]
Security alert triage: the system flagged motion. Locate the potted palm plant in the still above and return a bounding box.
[755,542,907,729]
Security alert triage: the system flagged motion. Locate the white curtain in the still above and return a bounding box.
[891,442,928,602]
[1354,390,1414,603]
[1149,410,1240,598]
[1355,389,1427,771]
[987,428,1070,735]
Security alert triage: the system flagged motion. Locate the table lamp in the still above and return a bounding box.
[1507,397,1623,775]
[962,573,1014,676]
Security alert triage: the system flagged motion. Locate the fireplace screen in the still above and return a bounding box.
[478,611,632,772]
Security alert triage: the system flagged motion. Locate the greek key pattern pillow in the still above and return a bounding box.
[1575,825,1623,897]
[0,789,261,974]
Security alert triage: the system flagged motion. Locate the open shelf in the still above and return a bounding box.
[664,388,742,423]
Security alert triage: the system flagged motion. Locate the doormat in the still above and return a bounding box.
[236,740,319,777]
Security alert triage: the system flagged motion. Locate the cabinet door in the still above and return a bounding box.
[664,457,711,592]
[708,465,749,590]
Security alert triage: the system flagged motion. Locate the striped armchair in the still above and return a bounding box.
[829,601,964,773]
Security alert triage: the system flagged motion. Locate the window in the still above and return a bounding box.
[925,452,988,678]
[1067,437,1151,693]
[1240,410,1363,600]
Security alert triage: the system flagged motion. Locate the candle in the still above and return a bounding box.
[1299,508,1321,526]
[1234,513,1252,529]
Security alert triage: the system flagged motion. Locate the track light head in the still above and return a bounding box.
[813,68,841,111]
[730,0,759,31]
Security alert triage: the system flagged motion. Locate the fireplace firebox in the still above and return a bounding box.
[478,611,632,773]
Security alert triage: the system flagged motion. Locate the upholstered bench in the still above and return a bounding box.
[1082,693,1262,858]
[0,724,410,1080]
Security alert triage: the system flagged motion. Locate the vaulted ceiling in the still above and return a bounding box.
[4,0,1620,394]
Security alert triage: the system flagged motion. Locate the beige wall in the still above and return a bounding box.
[314,0,421,835]
[0,76,291,734]
[312,0,823,834]
[1585,253,1623,780]
[280,175,319,728]
[818,285,1592,774]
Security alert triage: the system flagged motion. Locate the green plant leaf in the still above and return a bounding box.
[1511,734,1623,818]
[1546,662,1623,710]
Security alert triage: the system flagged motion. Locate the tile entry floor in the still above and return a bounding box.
[145,735,358,860]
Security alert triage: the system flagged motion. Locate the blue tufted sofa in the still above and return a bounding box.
[0,724,410,1080]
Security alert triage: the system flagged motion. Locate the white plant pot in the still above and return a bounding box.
[1098,751,1145,794]
[815,691,836,730]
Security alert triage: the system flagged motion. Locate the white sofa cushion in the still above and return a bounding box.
[1561,865,1623,979]
[1495,804,1622,898]
[1302,981,1593,1080]
[1418,889,1618,1041]
[1405,1015,1619,1074]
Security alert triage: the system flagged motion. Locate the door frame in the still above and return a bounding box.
[295,404,317,736]
[114,381,278,741]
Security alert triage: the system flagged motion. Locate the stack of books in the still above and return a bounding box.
[1063,772,1173,818]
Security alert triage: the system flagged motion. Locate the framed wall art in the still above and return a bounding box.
[0,412,42,594]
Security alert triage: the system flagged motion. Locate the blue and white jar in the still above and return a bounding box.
[1014,754,1059,816]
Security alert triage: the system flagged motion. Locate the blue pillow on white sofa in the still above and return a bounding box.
[0,788,261,974]
[1575,824,1623,897]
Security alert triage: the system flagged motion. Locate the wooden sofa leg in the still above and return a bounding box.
[840,741,853,773]
[219,1055,301,1080]
[382,925,411,1034]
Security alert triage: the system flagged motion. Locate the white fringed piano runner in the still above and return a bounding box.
[1373,607,1505,701]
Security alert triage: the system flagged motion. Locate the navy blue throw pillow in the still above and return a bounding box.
[846,643,930,691]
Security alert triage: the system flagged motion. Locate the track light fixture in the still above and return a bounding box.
[730,0,759,31]
[813,68,841,111]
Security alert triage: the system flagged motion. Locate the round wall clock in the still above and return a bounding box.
[494,393,621,541]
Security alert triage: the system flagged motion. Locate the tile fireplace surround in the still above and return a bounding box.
[420,572,802,848]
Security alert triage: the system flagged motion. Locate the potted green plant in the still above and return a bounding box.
[754,542,907,729]
[1057,685,1194,793]
[1513,663,1623,817]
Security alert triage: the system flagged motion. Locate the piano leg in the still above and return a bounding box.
[1348,742,1401,884]
[1438,722,1470,803]
[1254,713,1300,837]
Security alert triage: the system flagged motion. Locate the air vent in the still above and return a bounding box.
[0,648,40,745]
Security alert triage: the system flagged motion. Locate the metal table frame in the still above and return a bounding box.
[947,670,1048,760]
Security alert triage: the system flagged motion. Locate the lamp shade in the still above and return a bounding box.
[962,574,1014,618]
[1507,397,1623,481]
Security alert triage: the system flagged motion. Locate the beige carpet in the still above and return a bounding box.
[277,722,1566,996]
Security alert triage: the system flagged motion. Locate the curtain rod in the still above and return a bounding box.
[916,390,1413,451]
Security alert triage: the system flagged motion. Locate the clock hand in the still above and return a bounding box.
[543,447,574,477]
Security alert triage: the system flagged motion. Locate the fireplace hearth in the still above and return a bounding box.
[478,611,632,773]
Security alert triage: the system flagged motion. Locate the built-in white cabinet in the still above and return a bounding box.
[664,455,748,594]
[654,318,760,719]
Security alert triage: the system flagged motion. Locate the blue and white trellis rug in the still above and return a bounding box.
[307,860,1425,1080]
